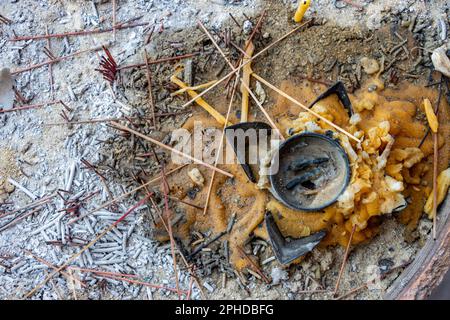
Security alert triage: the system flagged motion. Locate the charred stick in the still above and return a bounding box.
[0,100,62,113]
[45,26,54,98]
[9,21,148,42]
[145,25,155,45]
[189,231,227,258]
[0,208,41,232]
[118,52,199,70]
[112,0,117,41]
[143,49,157,129]
[24,195,153,298]
[228,13,241,28]
[13,87,28,104]
[224,9,266,87]
[11,45,107,75]
[237,246,270,284]
[167,195,204,211]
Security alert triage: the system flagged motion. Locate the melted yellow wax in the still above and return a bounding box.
[154,77,449,269]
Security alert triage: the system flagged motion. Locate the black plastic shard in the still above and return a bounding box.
[225,121,272,183]
[285,168,321,190]
[265,211,327,265]
[288,156,329,171]
[308,81,354,117]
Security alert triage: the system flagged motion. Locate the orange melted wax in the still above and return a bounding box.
[155,78,449,270]
[268,78,449,246]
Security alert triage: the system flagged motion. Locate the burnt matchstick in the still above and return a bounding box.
[95,46,118,85]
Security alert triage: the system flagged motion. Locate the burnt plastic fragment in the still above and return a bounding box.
[285,168,321,190]
[308,81,353,117]
[265,211,327,265]
[288,157,329,171]
[225,121,272,183]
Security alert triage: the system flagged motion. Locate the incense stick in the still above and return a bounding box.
[68,164,187,225]
[334,225,356,296]
[251,73,361,143]
[110,121,233,178]
[179,20,312,110]
[197,20,285,140]
[24,195,152,299]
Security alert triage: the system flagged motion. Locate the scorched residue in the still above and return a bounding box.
[154,76,449,270]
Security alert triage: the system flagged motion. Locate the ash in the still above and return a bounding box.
[0,0,448,300]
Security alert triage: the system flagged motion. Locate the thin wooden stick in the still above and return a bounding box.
[335,260,411,300]
[23,250,86,288]
[110,121,233,178]
[171,80,218,96]
[0,207,41,232]
[9,21,148,42]
[67,266,138,278]
[11,45,106,75]
[143,49,157,129]
[335,283,367,300]
[0,100,62,113]
[230,40,251,58]
[0,194,55,219]
[242,80,285,140]
[0,14,12,24]
[81,158,114,202]
[148,193,207,299]
[68,164,187,225]
[105,274,188,295]
[44,111,191,126]
[187,272,195,300]
[45,25,54,99]
[171,73,229,126]
[237,246,270,284]
[160,165,182,299]
[168,195,204,210]
[197,20,285,139]
[70,242,187,296]
[418,82,444,148]
[24,195,152,299]
[334,224,356,296]
[112,0,117,41]
[118,52,199,70]
[252,73,361,143]
[178,20,312,110]
[67,269,78,300]
[431,81,442,240]
[297,289,330,294]
[202,75,239,216]
[432,132,438,239]
[224,9,266,87]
